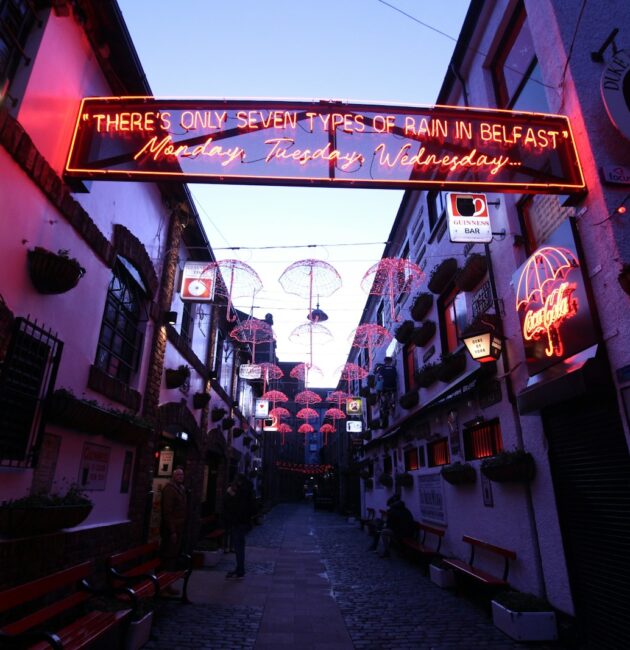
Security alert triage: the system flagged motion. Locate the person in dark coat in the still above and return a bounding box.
[222,473,256,579]
[160,466,187,592]
[376,496,414,558]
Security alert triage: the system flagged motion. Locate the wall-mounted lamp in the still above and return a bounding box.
[163,310,177,325]
[461,317,502,363]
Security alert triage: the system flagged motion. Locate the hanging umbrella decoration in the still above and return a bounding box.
[205,259,263,322]
[349,323,393,372]
[288,322,334,377]
[296,407,319,421]
[294,390,322,407]
[280,259,341,373]
[327,390,349,410]
[256,362,284,394]
[229,318,275,365]
[361,258,425,321]
[289,362,324,387]
[515,246,579,358]
[337,362,369,393]
[319,423,336,446]
[298,423,315,442]
[269,406,291,420]
[277,422,293,446]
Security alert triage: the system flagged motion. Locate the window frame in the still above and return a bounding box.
[463,418,504,461]
[439,287,468,355]
[427,438,450,467]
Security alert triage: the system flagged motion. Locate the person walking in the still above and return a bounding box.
[222,473,256,579]
[160,466,187,594]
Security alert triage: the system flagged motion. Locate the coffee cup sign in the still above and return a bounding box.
[447,192,492,243]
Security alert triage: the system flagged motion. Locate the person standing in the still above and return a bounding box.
[160,466,187,593]
[376,496,414,558]
[222,473,256,579]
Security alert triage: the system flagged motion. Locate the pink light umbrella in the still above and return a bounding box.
[277,422,292,446]
[206,259,263,322]
[361,258,425,321]
[298,423,315,434]
[269,406,290,419]
[261,390,289,411]
[319,423,336,446]
[255,362,284,393]
[290,362,324,386]
[294,390,322,406]
[229,318,274,363]
[327,390,349,409]
[337,362,369,391]
[325,407,346,421]
[289,322,334,372]
[296,407,319,421]
[349,323,393,371]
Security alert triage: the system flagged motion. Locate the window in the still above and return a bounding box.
[403,342,417,392]
[180,301,196,347]
[0,0,36,102]
[441,288,467,353]
[492,2,549,112]
[519,194,573,253]
[404,447,419,471]
[95,258,147,384]
[376,301,384,328]
[427,438,450,467]
[427,191,447,232]
[212,327,224,380]
[464,419,504,460]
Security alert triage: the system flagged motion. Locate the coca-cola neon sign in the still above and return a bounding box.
[65,97,585,192]
[513,220,597,376]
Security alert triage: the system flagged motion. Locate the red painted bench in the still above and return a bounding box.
[401,522,445,570]
[107,541,192,603]
[443,535,516,589]
[0,560,133,649]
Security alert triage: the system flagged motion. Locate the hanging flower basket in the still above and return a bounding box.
[428,258,458,294]
[396,472,414,488]
[618,264,630,296]
[455,254,488,292]
[192,392,211,409]
[242,436,252,446]
[378,473,394,488]
[165,365,190,389]
[210,407,226,422]
[411,320,436,347]
[27,247,86,295]
[410,292,433,321]
[440,462,476,485]
[399,389,419,410]
[436,352,467,383]
[394,320,415,344]
[481,450,536,483]
[414,363,439,388]
[232,427,244,438]
[250,444,260,452]
[222,417,235,430]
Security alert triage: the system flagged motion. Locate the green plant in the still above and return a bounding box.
[4,481,92,508]
[440,462,476,485]
[481,449,536,482]
[493,590,552,612]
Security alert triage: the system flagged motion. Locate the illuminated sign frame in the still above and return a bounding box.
[65,97,585,193]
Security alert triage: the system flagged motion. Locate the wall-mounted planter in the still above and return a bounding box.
[412,320,436,347]
[165,365,190,389]
[428,258,458,294]
[222,417,235,430]
[455,253,487,292]
[27,247,85,295]
[481,451,536,483]
[250,444,260,452]
[440,462,476,485]
[399,389,419,410]
[378,473,393,488]
[192,392,211,409]
[210,407,226,422]
[232,427,244,438]
[414,363,439,388]
[0,504,93,537]
[394,320,415,344]
[436,352,467,383]
[242,435,252,446]
[410,292,433,321]
[491,600,557,642]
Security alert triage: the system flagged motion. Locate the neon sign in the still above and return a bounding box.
[65,97,585,192]
[513,220,597,376]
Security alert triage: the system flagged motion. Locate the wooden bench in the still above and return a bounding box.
[200,513,226,548]
[443,535,516,590]
[0,561,133,649]
[107,541,192,603]
[401,522,445,571]
[360,507,375,531]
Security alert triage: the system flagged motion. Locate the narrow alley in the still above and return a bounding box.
[145,504,545,650]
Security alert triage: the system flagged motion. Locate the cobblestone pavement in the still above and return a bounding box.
[144,504,553,649]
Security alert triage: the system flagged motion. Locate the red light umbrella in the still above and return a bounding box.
[327,390,349,409]
[269,406,290,419]
[361,258,424,321]
[255,362,284,393]
[261,390,289,411]
[289,322,333,372]
[205,259,263,322]
[296,407,319,421]
[277,422,292,446]
[325,407,346,420]
[319,423,336,446]
[229,318,274,363]
[290,362,323,385]
[294,390,322,406]
[349,323,393,371]
[337,362,369,390]
[298,423,314,434]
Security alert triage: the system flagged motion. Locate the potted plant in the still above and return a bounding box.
[192,392,211,409]
[210,406,226,422]
[0,483,93,537]
[414,362,439,388]
[124,599,155,650]
[427,258,458,294]
[222,417,235,430]
[491,591,557,641]
[399,389,419,410]
[410,292,433,321]
[232,427,244,438]
[618,263,630,296]
[429,559,455,588]
[396,472,414,488]
[27,247,86,294]
[436,351,467,382]
[394,320,415,344]
[411,320,436,347]
[242,435,252,446]
[378,473,393,488]
[165,365,190,389]
[481,449,536,483]
[455,253,487,292]
[440,462,476,485]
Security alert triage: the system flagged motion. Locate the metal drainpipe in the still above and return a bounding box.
[453,65,546,598]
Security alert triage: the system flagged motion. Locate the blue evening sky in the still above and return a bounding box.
[118,0,471,387]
